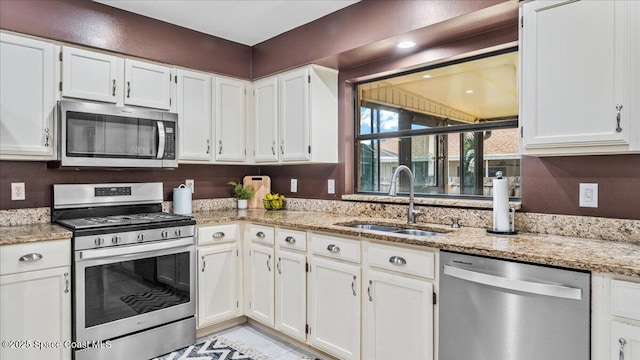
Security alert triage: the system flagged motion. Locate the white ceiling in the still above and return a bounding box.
[94,0,360,46]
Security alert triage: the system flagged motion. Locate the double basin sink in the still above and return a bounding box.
[336,222,448,237]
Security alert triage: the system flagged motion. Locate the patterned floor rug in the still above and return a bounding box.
[153,336,271,360]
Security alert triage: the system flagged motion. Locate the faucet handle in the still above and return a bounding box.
[442,215,460,228]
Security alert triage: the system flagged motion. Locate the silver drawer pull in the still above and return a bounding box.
[212,232,225,239]
[64,272,70,293]
[256,231,266,238]
[19,253,43,262]
[285,236,296,244]
[619,338,627,360]
[389,256,407,265]
[327,244,340,253]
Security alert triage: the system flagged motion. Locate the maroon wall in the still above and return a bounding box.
[0,0,251,78]
[521,155,640,220]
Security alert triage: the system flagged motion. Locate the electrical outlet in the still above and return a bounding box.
[579,183,598,208]
[291,179,298,193]
[328,179,335,194]
[11,182,25,201]
[185,179,194,193]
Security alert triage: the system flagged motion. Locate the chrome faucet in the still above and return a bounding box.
[388,165,421,223]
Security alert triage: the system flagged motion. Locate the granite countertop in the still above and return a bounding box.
[195,210,640,278]
[1,210,637,277]
[0,223,72,245]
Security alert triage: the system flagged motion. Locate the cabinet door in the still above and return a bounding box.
[176,69,212,162]
[279,67,310,162]
[0,33,57,158]
[275,249,306,341]
[215,77,246,161]
[61,46,120,103]
[197,243,240,328]
[253,77,279,163]
[308,257,360,360]
[0,267,71,360]
[521,0,630,153]
[124,59,171,110]
[247,243,275,327]
[612,321,640,360]
[363,269,433,360]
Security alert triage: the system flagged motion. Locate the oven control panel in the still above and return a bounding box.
[74,225,195,251]
[95,186,132,197]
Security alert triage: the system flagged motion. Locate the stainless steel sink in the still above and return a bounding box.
[336,222,445,237]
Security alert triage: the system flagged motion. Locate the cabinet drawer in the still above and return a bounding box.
[0,239,70,276]
[611,279,640,321]
[198,224,238,245]
[246,224,275,245]
[367,242,435,279]
[276,228,307,252]
[310,233,360,263]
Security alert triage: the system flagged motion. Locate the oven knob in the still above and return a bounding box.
[137,233,145,242]
[175,229,182,237]
[111,236,121,244]
[161,230,169,238]
[94,237,104,246]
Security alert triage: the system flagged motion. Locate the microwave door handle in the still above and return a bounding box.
[157,121,166,159]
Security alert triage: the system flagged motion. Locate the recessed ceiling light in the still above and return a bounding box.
[397,41,416,49]
[465,90,474,94]
[422,74,431,78]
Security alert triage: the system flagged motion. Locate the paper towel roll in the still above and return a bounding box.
[173,184,192,215]
[492,172,510,232]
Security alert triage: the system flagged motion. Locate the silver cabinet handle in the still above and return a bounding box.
[256,231,265,238]
[277,257,281,274]
[351,275,357,296]
[44,128,50,147]
[616,104,623,132]
[19,253,43,262]
[619,338,627,360]
[327,244,340,253]
[206,139,210,154]
[389,256,407,265]
[367,280,373,301]
[271,141,276,155]
[64,272,70,293]
[201,255,206,272]
[112,79,116,96]
[267,254,271,272]
[127,81,131,98]
[218,140,223,155]
[285,236,296,244]
[280,140,285,155]
[212,232,225,239]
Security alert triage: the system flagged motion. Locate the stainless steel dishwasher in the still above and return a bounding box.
[439,251,590,360]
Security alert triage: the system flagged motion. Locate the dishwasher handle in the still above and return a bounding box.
[443,264,583,300]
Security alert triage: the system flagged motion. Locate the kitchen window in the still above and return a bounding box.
[355,49,520,198]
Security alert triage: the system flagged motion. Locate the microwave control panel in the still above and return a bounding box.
[164,123,176,159]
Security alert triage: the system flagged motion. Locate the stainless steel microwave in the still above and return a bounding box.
[53,100,178,168]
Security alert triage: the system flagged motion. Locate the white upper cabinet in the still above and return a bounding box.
[253,77,279,163]
[520,0,639,155]
[124,59,172,110]
[61,46,121,104]
[215,76,246,162]
[0,32,57,159]
[176,69,212,162]
[253,65,338,164]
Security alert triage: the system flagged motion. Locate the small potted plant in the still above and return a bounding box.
[227,181,254,209]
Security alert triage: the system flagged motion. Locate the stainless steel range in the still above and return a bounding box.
[52,183,196,360]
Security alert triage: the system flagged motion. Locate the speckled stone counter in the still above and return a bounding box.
[194,210,640,278]
[0,223,72,245]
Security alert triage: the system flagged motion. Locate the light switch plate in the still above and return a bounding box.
[328,179,335,194]
[11,182,25,201]
[291,179,298,193]
[579,183,598,208]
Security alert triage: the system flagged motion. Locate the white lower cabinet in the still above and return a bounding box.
[247,243,275,326]
[612,321,640,360]
[308,233,361,360]
[275,228,308,341]
[0,239,71,360]
[363,269,433,360]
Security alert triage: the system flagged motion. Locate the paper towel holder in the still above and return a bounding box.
[487,208,517,235]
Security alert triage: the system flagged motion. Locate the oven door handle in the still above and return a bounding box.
[76,237,193,261]
[157,121,166,159]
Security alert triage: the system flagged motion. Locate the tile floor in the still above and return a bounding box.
[200,324,320,360]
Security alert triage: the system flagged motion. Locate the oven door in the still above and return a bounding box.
[74,237,195,343]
